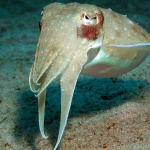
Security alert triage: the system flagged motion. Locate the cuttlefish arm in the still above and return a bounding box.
[29,2,104,148]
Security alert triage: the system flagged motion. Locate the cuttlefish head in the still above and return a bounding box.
[29,3,104,95]
[74,5,105,67]
[29,3,104,150]
[76,6,104,40]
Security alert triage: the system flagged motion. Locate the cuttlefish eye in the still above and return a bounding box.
[39,20,42,31]
[39,9,44,31]
[81,13,98,25]
[78,11,104,40]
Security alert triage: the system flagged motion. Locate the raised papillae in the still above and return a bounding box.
[29,2,150,150]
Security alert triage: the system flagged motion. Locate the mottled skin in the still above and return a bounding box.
[29,3,150,150]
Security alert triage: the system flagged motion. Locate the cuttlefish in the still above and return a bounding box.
[29,2,150,150]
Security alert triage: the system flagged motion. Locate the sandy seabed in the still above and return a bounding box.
[0,0,150,150]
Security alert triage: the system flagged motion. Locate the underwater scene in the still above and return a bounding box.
[0,0,150,149]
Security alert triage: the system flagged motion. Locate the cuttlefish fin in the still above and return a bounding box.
[109,43,150,54]
[107,43,150,66]
[53,43,90,150]
[38,88,48,139]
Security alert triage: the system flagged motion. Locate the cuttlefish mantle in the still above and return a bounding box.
[29,2,150,150]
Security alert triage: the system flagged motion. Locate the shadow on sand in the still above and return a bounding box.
[14,76,149,150]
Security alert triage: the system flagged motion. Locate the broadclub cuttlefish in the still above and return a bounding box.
[29,2,150,150]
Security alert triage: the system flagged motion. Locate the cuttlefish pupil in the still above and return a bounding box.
[79,12,104,40]
[81,13,97,25]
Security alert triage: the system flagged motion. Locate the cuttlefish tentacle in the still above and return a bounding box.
[35,39,87,138]
[54,38,96,150]
[37,35,101,141]
[38,88,48,138]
